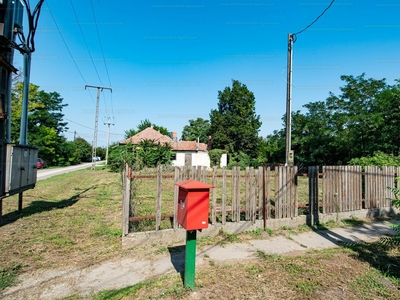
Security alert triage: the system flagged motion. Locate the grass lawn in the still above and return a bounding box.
[1,167,399,299]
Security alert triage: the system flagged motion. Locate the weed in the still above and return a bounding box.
[341,216,365,227]
[0,263,21,291]
[218,230,240,245]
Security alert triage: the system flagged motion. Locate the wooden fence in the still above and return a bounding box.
[122,165,398,234]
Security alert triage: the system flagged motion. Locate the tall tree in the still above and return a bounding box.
[209,80,261,158]
[11,82,69,165]
[181,118,210,143]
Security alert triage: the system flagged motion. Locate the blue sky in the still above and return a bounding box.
[13,1,400,147]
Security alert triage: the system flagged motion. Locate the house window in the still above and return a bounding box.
[171,153,177,160]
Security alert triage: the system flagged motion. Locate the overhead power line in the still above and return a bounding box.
[89,0,115,118]
[69,0,104,86]
[46,3,86,83]
[293,0,335,42]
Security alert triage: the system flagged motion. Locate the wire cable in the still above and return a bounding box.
[89,0,115,119]
[46,3,87,85]
[69,0,104,86]
[90,0,112,87]
[293,0,335,42]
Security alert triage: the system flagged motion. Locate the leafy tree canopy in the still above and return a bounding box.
[11,82,70,165]
[181,118,210,143]
[209,80,262,159]
[264,74,400,166]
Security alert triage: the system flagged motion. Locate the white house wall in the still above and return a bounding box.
[172,152,210,168]
[192,152,210,168]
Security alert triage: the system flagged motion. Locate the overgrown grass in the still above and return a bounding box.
[0,169,122,291]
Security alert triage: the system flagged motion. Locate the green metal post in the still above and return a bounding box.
[185,230,197,290]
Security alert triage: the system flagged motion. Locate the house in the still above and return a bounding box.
[120,127,210,168]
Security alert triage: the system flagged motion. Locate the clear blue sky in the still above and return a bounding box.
[13,1,400,147]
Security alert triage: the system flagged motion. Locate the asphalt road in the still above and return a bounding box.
[36,161,105,181]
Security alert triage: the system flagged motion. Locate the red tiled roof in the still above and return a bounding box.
[120,127,173,145]
[170,140,207,151]
[120,127,207,151]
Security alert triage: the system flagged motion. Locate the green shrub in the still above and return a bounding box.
[380,178,400,247]
[349,151,400,167]
[227,151,259,169]
[208,149,227,167]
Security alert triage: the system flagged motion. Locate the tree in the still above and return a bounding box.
[108,140,173,172]
[11,82,69,165]
[181,118,210,143]
[209,80,262,159]
[266,74,400,166]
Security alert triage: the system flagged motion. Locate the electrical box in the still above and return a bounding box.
[175,180,214,231]
[4,144,38,196]
[288,150,294,167]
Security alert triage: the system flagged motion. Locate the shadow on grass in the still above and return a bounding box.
[168,245,185,283]
[308,221,400,281]
[1,186,95,226]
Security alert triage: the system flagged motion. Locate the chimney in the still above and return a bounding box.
[172,132,177,141]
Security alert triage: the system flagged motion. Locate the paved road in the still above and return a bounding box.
[37,161,105,181]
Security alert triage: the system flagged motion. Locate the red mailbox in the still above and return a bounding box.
[175,180,214,230]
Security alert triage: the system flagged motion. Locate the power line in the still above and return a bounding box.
[47,3,86,83]
[90,0,115,119]
[90,0,112,87]
[64,118,123,136]
[293,0,335,42]
[69,0,104,86]
[46,2,96,106]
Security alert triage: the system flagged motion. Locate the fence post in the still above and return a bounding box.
[245,167,250,220]
[236,167,241,221]
[212,166,217,224]
[231,167,237,222]
[156,165,162,231]
[257,167,263,220]
[222,166,227,225]
[250,167,256,224]
[122,163,130,236]
[173,167,180,229]
[308,166,319,226]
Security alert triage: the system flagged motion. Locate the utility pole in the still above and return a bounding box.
[104,117,114,165]
[85,85,112,170]
[285,33,294,167]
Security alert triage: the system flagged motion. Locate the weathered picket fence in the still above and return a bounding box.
[122,165,398,235]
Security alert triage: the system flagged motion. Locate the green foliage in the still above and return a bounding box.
[124,119,172,139]
[181,118,210,143]
[380,181,400,247]
[209,80,262,159]
[107,143,136,172]
[264,74,400,166]
[228,151,258,169]
[0,263,21,292]
[349,151,400,167]
[108,140,173,172]
[208,149,226,167]
[11,82,71,166]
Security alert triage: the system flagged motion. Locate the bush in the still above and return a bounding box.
[380,179,400,247]
[208,149,227,167]
[227,151,259,169]
[349,151,400,167]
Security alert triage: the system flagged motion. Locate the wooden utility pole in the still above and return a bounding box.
[285,33,294,167]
